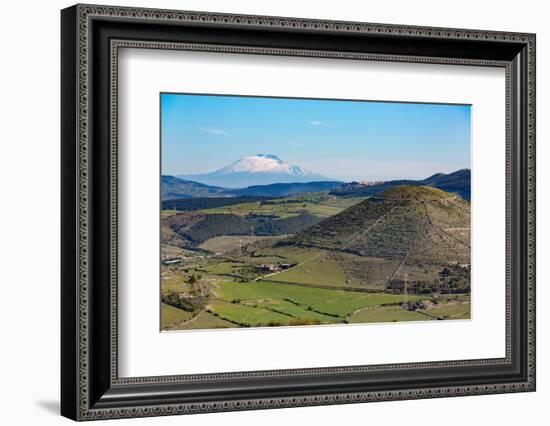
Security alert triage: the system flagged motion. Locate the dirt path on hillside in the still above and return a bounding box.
[422,201,470,248]
[384,247,411,290]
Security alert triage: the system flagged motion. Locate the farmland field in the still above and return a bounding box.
[213,281,425,323]
[268,255,349,287]
[198,235,284,254]
[349,305,429,323]
[172,310,237,330]
[420,301,471,320]
[199,193,364,219]
[161,303,194,329]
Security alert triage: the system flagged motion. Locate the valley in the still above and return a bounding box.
[160,184,471,331]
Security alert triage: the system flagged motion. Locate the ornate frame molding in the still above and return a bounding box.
[61,4,535,421]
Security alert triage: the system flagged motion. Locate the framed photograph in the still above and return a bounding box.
[61,4,536,421]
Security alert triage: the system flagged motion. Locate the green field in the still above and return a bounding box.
[214,281,423,321]
[421,302,470,320]
[312,293,423,317]
[198,261,249,275]
[171,310,237,330]
[199,235,282,254]
[200,194,364,219]
[208,301,292,327]
[254,249,403,290]
[161,303,194,329]
[268,254,350,287]
[349,305,430,323]
[255,299,337,322]
[250,246,325,264]
[161,265,195,294]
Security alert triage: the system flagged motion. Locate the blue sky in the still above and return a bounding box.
[161,93,471,181]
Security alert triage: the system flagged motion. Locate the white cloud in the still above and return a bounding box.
[199,127,227,135]
[308,120,323,126]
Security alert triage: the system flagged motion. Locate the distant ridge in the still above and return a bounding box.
[232,181,342,197]
[161,176,228,200]
[330,169,471,201]
[162,175,342,201]
[163,169,470,201]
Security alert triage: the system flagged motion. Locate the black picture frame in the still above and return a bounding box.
[61,4,536,421]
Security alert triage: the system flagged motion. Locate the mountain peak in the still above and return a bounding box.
[179,154,330,188]
[223,154,296,174]
[178,154,330,188]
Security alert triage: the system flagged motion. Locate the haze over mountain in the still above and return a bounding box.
[178,154,330,188]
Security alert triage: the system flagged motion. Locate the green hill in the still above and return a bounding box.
[289,186,469,256]
[269,185,470,293]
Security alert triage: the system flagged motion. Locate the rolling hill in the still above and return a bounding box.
[161,175,228,200]
[290,185,470,259]
[163,212,323,247]
[162,175,343,201]
[268,185,471,292]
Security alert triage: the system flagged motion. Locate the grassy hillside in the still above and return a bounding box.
[289,186,469,259]
[267,186,470,294]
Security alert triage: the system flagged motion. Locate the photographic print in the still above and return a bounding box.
[160,93,471,331]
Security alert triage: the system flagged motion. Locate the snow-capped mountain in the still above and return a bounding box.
[218,154,318,176]
[178,154,330,188]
